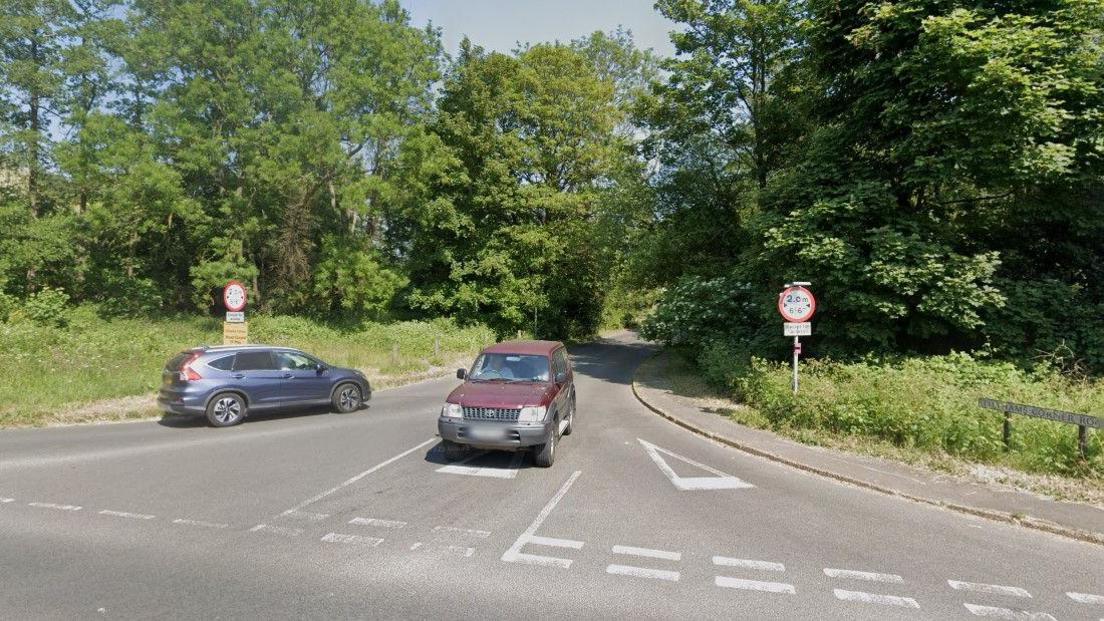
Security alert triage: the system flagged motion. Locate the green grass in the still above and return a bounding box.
[0,307,494,427]
[690,344,1104,478]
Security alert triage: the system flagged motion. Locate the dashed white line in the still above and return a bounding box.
[172,518,229,529]
[824,568,904,583]
[606,564,680,582]
[612,545,681,562]
[447,545,475,557]
[28,502,82,512]
[0,497,14,503]
[320,532,384,546]
[1068,592,1104,605]
[949,580,1031,598]
[410,542,423,551]
[715,577,795,594]
[281,510,330,522]
[349,517,407,529]
[713,557,785,572]
[963,603,1056,620]
[501,470,582,569]
[249,524,302,537]
[433,525,492,538]
[507,552,574,569]
[99,510,155,520]
[833,589,919,609]
[280,437,435,515]
[528,536,584,549]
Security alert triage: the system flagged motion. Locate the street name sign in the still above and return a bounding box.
[225,311,244,323]
[978,399,1103,429]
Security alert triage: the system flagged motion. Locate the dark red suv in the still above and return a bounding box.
[437,340,575,467]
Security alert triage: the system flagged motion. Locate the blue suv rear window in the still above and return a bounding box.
[207,355,235,370]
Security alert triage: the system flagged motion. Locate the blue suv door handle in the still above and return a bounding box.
[231,373,245,379]
[282,373,293,379]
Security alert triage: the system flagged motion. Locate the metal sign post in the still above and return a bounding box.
[779,282,816,395]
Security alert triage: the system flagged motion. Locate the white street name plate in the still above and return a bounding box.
[783,322,811,336]
[226,312,245,323]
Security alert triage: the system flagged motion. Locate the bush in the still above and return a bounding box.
[704,351,1104,477]
[23,287,71,326]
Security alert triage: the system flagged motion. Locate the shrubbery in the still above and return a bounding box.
[696,349,1104,476]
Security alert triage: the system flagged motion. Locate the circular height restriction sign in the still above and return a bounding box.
[778,285,816,323]
[223,280,248,312]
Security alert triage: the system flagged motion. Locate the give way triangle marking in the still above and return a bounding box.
[638,438,755,491]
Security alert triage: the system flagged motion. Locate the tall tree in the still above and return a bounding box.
[0,0,71,216]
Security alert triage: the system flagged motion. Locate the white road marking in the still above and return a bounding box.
[28,502,81,511]
[833,589,919,609]
[409,542,423,551]
[349,517,407,529]
[0,497,13,503]
[963,603,1056,620]
[637,439,754,491]
[527,536,584,549]
[1068,592,1104,605]
[612,545,681,562]
[249,524,302,537]
[320,532,384,546]
[280,438,435,515]
[606,564,680,582]
[824,568,904,583]
[436,451,524,479]
[715,576,795,594]
[502,470,582,568]
[433,525,492,538]
[507,552,573,569]
[99,510,155,520]
[281,510,329,522]
[172,518,229,529]
[949,580,1031,598]
[447,545,475,558]
[713,557,785,572]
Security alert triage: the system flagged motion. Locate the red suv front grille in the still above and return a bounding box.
[462,407,520,422]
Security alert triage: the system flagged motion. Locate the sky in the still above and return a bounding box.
[398,0,679,58]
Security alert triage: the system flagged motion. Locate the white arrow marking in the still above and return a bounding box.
[638,439,754,491]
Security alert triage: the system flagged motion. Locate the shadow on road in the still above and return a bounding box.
[157,403,370,428]
[568,332,655,386]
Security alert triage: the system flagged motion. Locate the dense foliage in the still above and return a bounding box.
[0,1,653,339]
[2,0,1101,367]
[640,0,1104,372]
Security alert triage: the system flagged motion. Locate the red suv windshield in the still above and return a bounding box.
[469,353,550,382]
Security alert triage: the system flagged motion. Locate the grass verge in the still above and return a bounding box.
[0,308,494,427]
[659,350,1104,506]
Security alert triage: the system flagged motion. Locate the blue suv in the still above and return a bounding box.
[157,345,371,427]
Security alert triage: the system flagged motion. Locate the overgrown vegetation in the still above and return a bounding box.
[0,307,493,426]
[688,345,1104,477]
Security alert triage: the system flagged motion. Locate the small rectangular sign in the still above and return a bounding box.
[223,321,248,345]
[978,398,1103,429]
[783,322,811,336]
[225,311,245,323]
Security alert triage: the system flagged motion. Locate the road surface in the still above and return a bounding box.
[1,334,1101,619]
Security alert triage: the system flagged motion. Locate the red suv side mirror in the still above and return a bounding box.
[456,368,467,380]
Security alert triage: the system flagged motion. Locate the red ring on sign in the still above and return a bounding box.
[223,280,248,312]
[778,286,816,323]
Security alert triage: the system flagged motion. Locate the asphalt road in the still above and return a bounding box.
[1,333,1101,620]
